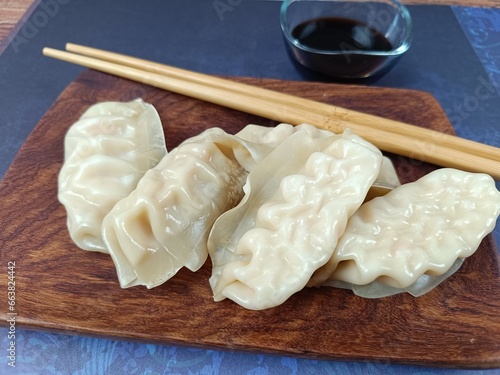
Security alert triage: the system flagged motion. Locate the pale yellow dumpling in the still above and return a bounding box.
[322,168,500,297]
[208,130,383,310]
[58,99,167,253]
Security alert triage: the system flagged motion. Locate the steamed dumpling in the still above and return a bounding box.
[322,168,500,297]
[208,130,383,310]
[58,99,167,253]
[101,127,278,289]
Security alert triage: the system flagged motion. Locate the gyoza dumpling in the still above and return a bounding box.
[208,130,383,310]
[322,168,500,297]
[58,99,167,253]
[101,127,277,289]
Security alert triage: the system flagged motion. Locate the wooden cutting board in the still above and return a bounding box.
[1,70,499,369]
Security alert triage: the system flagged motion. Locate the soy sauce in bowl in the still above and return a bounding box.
[280,0,412,80]
[290,17,393,79]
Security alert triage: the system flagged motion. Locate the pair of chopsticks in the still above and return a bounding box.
[43,43,500,180]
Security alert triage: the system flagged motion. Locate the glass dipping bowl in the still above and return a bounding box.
[280,0,412,80]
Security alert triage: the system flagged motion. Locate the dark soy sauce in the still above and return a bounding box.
[290,17,394,79]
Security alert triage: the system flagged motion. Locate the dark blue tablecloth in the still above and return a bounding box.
[0,1,499,374]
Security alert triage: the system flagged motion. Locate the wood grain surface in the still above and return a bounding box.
[0,0,499,48]
[0,70,499,368]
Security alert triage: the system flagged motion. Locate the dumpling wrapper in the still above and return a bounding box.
[208,130,383,310]
[321,168,500,297]
[363,156,401,202]
[236,123,334,147]
[101,127,285,289]
[58,98,167,253]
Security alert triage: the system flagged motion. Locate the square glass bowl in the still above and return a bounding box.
[280,0,412,80]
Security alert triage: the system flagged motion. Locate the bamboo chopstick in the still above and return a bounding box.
[64,43,500,164]
[42,45,500,179]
